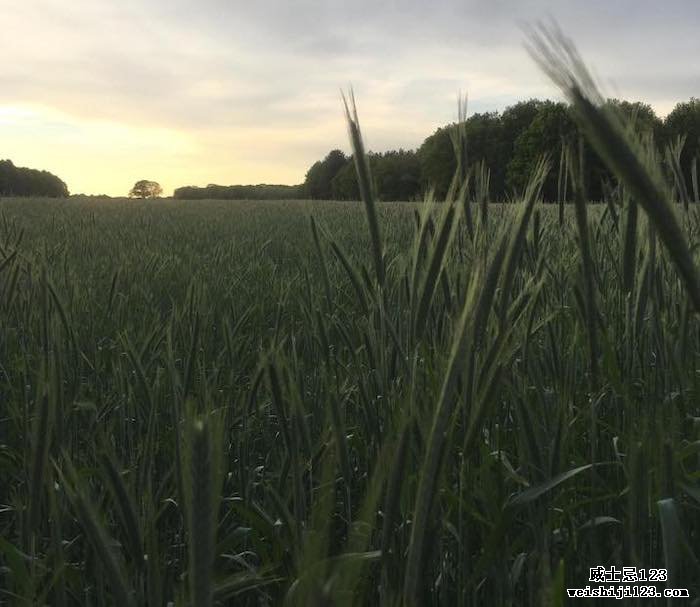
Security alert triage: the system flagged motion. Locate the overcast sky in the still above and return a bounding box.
[1,0,698,195]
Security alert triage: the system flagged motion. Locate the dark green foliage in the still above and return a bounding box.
[507,102,580,200]
[417,124,456,199]
[664,98,700,193]
[331,158,361,200]
[305,96,681,204]
[607,98,665,143]
[332,149,422,201]
[372,149,421,201]
[497,99,547,191]
[174,183,302,200]
[0,159,68,197]
[303,149,348,199]
[417,112,503,200]
[462,112,503,198]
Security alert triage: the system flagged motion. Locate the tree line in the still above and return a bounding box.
[0,159,68,197]
[302,97,700,202]
[3,96,698,201]
[173,183,302,200]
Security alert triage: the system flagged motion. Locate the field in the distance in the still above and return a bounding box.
[1,194,700,606]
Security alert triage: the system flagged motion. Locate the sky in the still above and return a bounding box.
[1,0,699,196]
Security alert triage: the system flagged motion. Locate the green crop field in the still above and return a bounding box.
[2,36,700,607]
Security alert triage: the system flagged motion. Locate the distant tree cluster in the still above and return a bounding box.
[302,97,700,202]
[0,159,68,197]
[303,149,422,201]
[173,183,302,200]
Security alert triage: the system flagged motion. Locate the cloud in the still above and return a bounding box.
[0,0,698,194]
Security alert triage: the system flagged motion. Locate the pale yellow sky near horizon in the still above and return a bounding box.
[0,103,320,196]
[1,0,696,196]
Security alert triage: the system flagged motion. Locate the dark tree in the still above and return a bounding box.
[303,150,347,199]
[506,102,579,201]
[665,98,700,195]
[417,126,457,199]
[495,100,546,193]
[129,180,163,199]
[173,184,302,200]
[299,95,690,204]
[606,99,664,143]
[372,150,421,201]
[418,109,522,201]
[0,159,68,197]
[329,151,421,201]
[462,112,503,199]
[331,158,361,200]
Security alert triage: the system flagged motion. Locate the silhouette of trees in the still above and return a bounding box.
[169,95,698,203]
[507,101,579,200]
[174,184,302,200]
[417,126,456,200]
[372,150,421,201]
[331,159,361,200]
[129,180,163,199]
[303,150,347,199]
[329,151,422,201]
[0,159,68,197]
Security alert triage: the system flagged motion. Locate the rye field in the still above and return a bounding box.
[2,36,700,607]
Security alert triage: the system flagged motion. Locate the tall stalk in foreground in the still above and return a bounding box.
[342,90,385,288]
[527,23,700,313]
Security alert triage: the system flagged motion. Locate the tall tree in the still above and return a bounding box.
[665,98,700,195]
[373,150,421,201]
[304,150,347,199]
[496,100,546,193]
[417,126,456,199]
[463,112,503,199]
[506,102,580,201]
[331,157,362,200]
[606,99,664,143]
